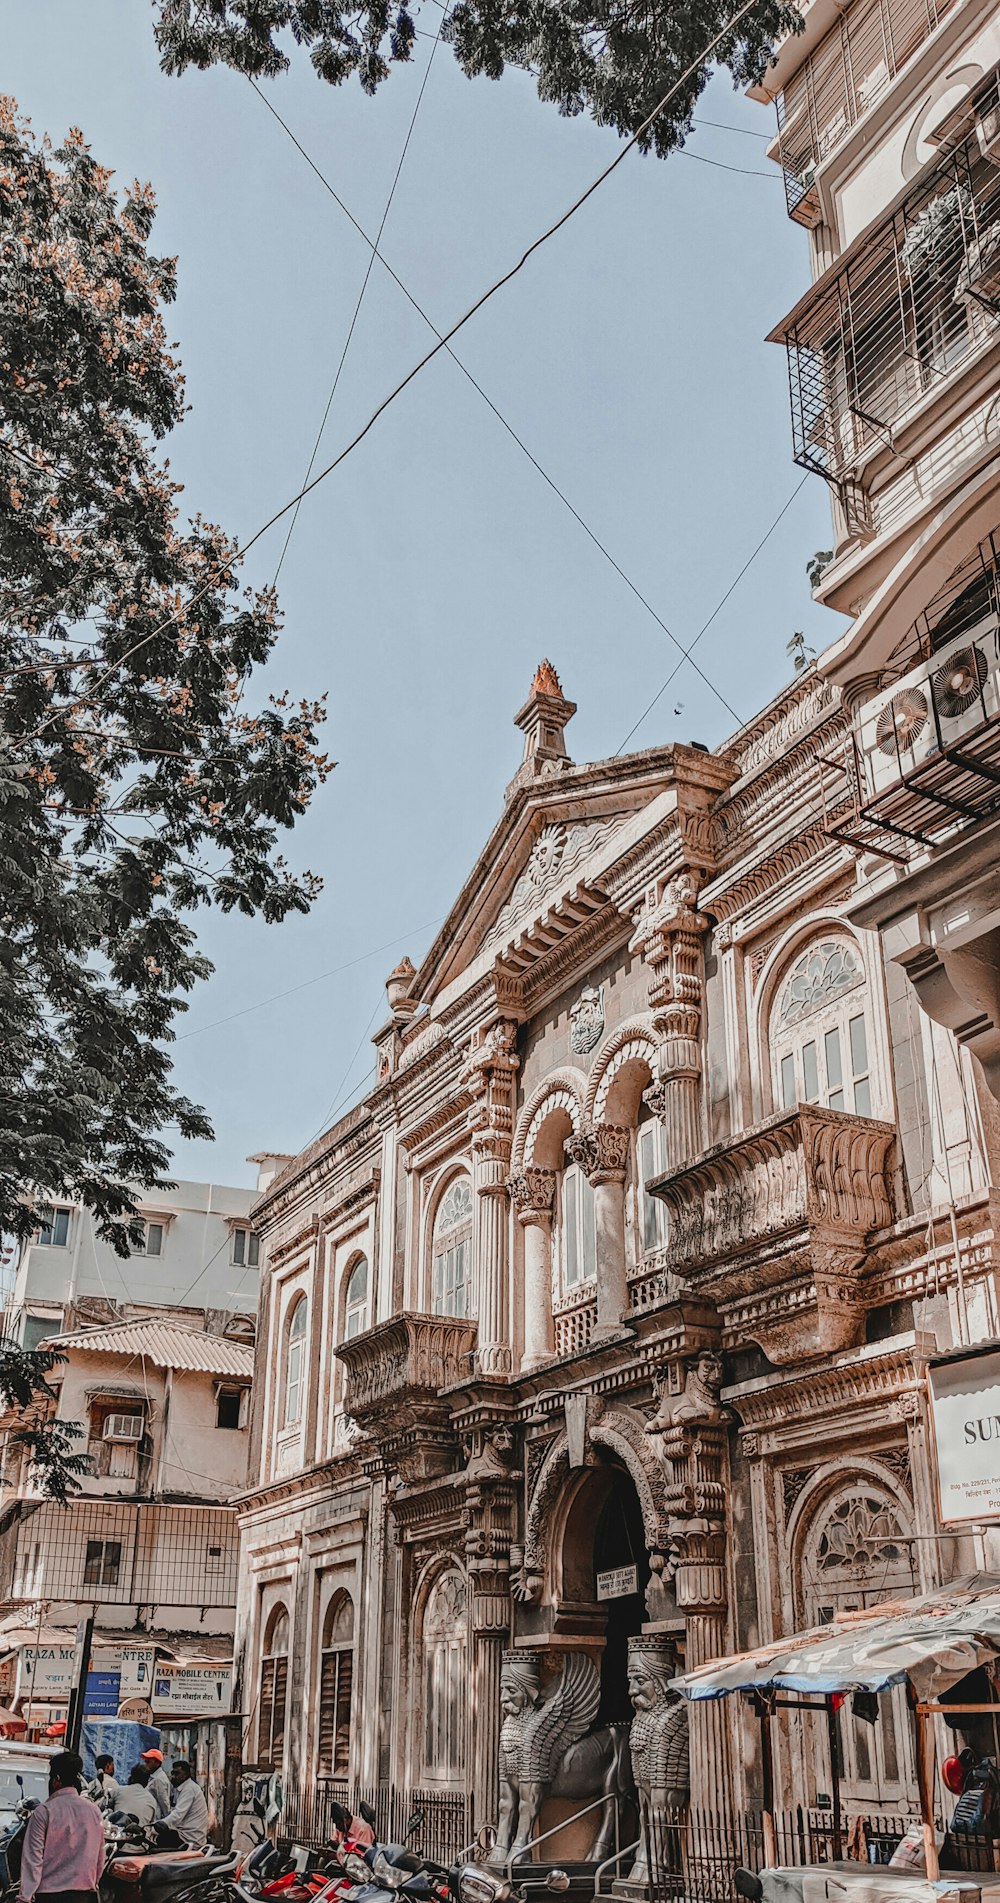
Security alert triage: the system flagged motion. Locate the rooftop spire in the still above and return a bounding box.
[507,661,576,801]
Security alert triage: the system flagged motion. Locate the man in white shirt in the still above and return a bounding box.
[114,1768,158,1830]
[154,1764,209,1851]
[138,1752,171,1820]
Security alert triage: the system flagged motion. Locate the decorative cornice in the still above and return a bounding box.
[729,1341,929,1433]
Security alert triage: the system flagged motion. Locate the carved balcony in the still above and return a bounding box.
[648,1105,897,1365]
[335,1312,477,1481]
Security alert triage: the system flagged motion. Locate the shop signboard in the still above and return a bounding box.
[119,1648,158,1700]
[16,1647,78,1700]
[929,1344,1000,1524]
[596,1564,638,1601]
[151,1665,232,1715]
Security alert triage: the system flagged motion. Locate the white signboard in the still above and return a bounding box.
[16,1647,78,1699]
[152,1665,232,1715]
[596,1564,638,1601]
[929,1350,1000,1524]
[119,1648,159,1700]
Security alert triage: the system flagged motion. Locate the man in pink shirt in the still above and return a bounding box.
[19,1753,106,1903]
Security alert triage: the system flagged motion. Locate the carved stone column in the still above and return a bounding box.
[566,1124,631,1336]
[462,1424,520,1829]
[465,1022,520,1377]
[508,1168,556,1371]
[646,1362,733,1815]
[630,872,709,1172]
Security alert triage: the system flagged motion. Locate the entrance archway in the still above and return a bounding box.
[558,1454,650,1720]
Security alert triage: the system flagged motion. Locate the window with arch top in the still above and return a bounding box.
[284,1297,308,1428]
[771,937,873,1117]
[636,1108,668,1254]
[431,1178,472,1318]
[422,1569,466,1784]
[258,1604,289,1766]
[344,1257,368,1341]
[319,1591,354,1776]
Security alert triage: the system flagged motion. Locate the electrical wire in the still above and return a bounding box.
[614,473,809,754]
[177,912,445,1040]
[300,992,385,1153]
[21,0,772,741]
[270,21,444,584]
[249,83,745,723]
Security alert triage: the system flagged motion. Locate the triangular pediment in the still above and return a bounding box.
[483,813,623,954]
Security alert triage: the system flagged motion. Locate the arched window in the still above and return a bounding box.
[559,1163,596,1294]
[771,937,873,1116]
[799,1482,915,1803]
[344,1258,368,1341]
[258,1605,289,1765]
[431,1178,473,1318]
[319,1592,354,1776]
[284,1298,308,1428]
[636,1110,668,1254]
[422,1570,466,1784]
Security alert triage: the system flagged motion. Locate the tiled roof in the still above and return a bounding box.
[41,1319,253,1379]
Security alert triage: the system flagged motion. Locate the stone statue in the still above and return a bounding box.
[493,1651,633,1865]
[627,1636,689,1887]
[646,1351,725,1433]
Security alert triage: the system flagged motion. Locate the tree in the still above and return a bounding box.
[0,100,331,1489]
[154,0,796,158]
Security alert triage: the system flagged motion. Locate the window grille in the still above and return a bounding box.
[779,88,1000,498]
[776,0,960,218]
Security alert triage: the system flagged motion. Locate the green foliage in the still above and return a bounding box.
[806,549,833,591]
[786,629,815,674]
[0,102,332,1489]
[153,0,797,156]
[0,1341,91,1504]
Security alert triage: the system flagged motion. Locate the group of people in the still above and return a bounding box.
[19,1744,211,1903]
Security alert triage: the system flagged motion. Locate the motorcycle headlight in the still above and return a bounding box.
[339,1853,371,1884]
[371,1855,411,1890]
[458,1870,509,1903]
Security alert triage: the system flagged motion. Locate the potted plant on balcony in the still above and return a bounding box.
[901,185,973,286]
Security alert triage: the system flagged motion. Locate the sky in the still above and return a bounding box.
[2,2,845,1188]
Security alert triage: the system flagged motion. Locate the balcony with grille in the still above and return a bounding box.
[773,86,1000,501]
[772,0,960,225]
[335,1312,477,1480]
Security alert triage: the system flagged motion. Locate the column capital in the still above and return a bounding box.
[565,1123,630,1185]
[507,1167,556,1224]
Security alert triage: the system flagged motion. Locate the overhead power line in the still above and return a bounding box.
[21,0,771,740]
[614,472,810,754]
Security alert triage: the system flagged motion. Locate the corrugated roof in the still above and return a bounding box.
[41,1319,253,1379]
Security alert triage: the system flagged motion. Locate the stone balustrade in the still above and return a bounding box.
[649,1105,897,1363]
[336,1311,477,1420]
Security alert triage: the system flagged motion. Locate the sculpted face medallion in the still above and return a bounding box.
[570,984,605,1055]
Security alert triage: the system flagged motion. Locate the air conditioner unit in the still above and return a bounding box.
[976,101,1000,167]
[103,1413,143,1443]
[858,619,1000,797]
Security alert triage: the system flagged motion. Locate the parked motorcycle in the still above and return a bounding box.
[103,1816,238,1903]
[0,1793,40,1903]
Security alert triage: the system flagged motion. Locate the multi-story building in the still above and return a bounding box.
[237,660,1000,1856]
[750,0,1000,1096]
[0,1172,275,1734]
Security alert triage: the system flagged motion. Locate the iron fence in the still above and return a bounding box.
[281,1779,472,1863]
[640,1805,1000,1903]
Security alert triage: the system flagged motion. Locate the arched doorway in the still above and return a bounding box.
[557,1453,650,1720]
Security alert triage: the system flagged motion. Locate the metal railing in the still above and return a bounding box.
[775,0,959,221]
[778,74,1000,499]
[281,1779,472,1863]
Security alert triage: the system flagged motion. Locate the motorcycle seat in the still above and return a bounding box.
[141,1853,232,1888]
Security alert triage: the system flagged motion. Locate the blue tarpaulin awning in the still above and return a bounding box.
[670,1574,1000,1704]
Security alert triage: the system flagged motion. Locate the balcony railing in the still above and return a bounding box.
[336,1312,477,1424]
[777,84,1000,498]
[649,1105,896,1363]
[775,0,959,222]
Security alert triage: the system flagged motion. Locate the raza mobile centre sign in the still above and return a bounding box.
[929,1347,1000,1523]
[151,1665,232,1715]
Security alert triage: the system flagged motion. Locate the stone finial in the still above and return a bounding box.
[386,955,418,1019]
[506,662,577,801]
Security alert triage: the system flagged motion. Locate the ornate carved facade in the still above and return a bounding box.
[235,660,1000,1855]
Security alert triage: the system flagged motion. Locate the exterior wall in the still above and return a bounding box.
[234,663,1000,1846]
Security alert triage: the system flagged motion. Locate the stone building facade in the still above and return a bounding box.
[235,659,1000,1848]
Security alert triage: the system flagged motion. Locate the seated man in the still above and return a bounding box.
[154,1763,209,1852]
[115,1767,158,1830]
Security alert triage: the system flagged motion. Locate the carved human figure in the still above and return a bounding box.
[646,1351,725,1434]
[493,1652,632,1866]
[627,1638,689,1887]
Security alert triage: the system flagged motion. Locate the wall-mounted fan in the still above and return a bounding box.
[875,685,929,756]
[932,643,988,719]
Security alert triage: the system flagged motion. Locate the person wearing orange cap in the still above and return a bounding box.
[139,1750,171,1819]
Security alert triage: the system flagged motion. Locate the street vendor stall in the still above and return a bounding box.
[671,1575,1000,1899]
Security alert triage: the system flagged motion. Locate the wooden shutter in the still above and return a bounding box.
[258,1656,288,1763]
[319,1649,353,1775]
